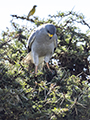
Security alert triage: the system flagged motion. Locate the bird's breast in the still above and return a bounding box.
[32,40,54,57]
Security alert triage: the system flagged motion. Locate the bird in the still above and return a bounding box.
[26,23,57,76]
[27,5,37,19]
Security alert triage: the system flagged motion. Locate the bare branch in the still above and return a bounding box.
[0,39,11,48]
[11,14,35,22]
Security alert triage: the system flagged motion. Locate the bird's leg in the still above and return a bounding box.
[35,65,38,77]
[46,62,52,72]
[46,62,55,76]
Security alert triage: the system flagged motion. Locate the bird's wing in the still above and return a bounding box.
[26,30,36,53]
[53,34,57,51]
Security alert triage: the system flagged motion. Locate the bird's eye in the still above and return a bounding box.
[47,30,50,33]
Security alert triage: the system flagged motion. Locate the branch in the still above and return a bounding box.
[0,39,11,48]
[11,15,35,23]
[2,56,15,65]
[51,11,90,29]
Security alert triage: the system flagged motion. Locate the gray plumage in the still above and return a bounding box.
[26,23,57,71]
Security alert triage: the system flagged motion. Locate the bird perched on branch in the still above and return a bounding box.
[25,23,57,76]
[27,5,37,19]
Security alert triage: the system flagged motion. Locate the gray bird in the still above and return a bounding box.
[26,23,57,76]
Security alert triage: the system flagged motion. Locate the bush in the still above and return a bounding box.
[0,11,90,120]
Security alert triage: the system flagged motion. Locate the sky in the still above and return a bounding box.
[0,0,90,33]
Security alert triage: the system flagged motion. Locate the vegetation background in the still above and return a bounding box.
[0,10,90,120]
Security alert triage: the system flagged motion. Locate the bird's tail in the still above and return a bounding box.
[22,52,33,64]
[22,52,34,72]
[22,53,44,71]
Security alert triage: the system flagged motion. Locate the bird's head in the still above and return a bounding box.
[33,5,37,8]
[45,24,56,39]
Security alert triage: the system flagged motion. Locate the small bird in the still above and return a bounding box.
[26,23,57,76]
[27,5,37,19]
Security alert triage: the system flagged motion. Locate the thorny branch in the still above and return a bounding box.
[50,11,90,29]
[11,15,35,22]
[0,38,12,48]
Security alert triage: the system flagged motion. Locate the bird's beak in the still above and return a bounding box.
[48,33,53,38]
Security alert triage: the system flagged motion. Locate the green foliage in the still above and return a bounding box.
[0,11,90,120]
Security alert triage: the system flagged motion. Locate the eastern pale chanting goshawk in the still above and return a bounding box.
[26,23,57,75]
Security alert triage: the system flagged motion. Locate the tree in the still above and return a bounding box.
[0,11,90,120]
